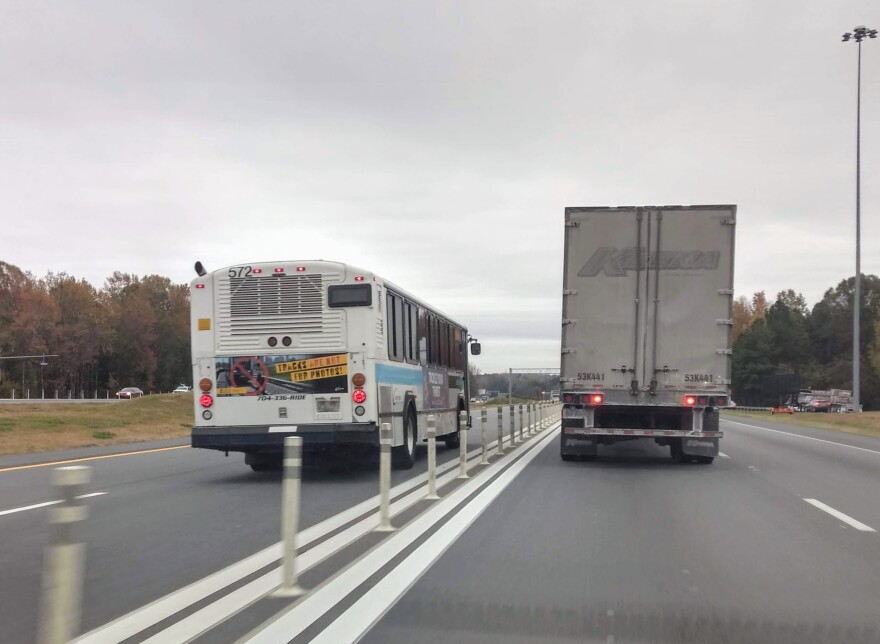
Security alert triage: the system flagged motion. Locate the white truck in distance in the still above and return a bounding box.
[559,205,736,464]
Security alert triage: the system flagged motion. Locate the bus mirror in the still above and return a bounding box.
[470,342,481,356]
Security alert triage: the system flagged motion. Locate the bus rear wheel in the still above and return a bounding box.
[443,409,462,449]
[392,410,417,470]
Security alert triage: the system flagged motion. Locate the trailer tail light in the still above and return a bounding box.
[715,396,727,406]
[698,396,709,405]
[582,393,604,405]
[199,378,213,392]
[352,389,367,404]
[199,394,214,408]
[563,393,575,404]
[684,395,697,406]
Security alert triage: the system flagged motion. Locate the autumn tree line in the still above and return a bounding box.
[732,275,880,410]
[0,261,190,398]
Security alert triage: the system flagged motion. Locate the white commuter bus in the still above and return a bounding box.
[189,260,480,471]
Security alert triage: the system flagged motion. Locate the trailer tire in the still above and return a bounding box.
[670,439,686,463]
[392,409,417,470]
[692,455,715,465]
[561,453,576,461]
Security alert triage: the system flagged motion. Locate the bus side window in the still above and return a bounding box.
[405,302,418,365]
[387,292,404,362]
[418,307,427,365]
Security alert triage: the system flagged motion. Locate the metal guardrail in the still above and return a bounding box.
[724,406,772,412]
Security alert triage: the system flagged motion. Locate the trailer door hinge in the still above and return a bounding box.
[715,349,733,355]
[562,289,578,296]
[561,348,577,354]
[565,221,580,227]
[561,318,577,325]
[716,319,733,326]
[717,289,734,296]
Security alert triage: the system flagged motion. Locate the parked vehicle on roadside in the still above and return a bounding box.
[173,385,192,393]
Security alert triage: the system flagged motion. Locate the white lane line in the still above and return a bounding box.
[73,427,554,644]
[718,452,730,459]
[245,428,559,644]
[0,492,106,517]
[308,429,556,644]
[723,420,880,456]
[142,438,524,643]
[804,499,876,532]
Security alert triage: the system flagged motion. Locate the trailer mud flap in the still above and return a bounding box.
[561,434,598,456]
[681,436,719,458]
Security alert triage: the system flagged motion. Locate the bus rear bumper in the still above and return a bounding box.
[192,424,378,453]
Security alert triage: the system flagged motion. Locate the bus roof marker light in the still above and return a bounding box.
[274,267,284,273]
[296,266,306,272]
[195,284,205,289]
[252,268,263,274]
[354,276,365,282]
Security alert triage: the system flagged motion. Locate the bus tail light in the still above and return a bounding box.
[352,389,367,404]
[352,372,366,387]
[200,394,214,408]
[199,378,212,392]
[683,395,697,406]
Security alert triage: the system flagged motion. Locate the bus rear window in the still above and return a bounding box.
[328,284,372,307]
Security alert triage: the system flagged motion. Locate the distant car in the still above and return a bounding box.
[172,385,192,393]
[809,399,832,413]
[116,387,144,399]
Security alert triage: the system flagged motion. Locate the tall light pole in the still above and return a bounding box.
[842,25,877,413]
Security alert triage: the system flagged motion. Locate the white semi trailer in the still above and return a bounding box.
[559,205,736,464]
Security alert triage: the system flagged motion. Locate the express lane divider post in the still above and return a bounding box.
[38,465,91,644]
[528,403,533,436]
[376,423,396,532]
[496,407,505,457]
[480,408,489,465]
[518,404,524,443]
[274,436,305,598]
[425,414,440,500]
[458,410,469,479]
[425,415,440,500]
[508,404,516,449]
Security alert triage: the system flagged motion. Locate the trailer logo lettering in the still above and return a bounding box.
[578,247,721,277]
[685,374,713,382]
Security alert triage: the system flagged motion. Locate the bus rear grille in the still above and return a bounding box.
[216,272,344,352]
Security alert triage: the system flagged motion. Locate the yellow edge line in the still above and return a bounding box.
[0,445,190,473]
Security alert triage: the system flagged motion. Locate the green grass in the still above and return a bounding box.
[724,409,880,439]
[0,393,194,455]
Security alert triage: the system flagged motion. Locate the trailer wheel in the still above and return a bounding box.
[561,453,576,461]
[670,439,686,463]
[692,455,715,465]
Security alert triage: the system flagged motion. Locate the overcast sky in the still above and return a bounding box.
[1,1,878,372]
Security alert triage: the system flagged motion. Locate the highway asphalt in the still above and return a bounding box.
[0,405,529,644]
[3,410,880,643]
